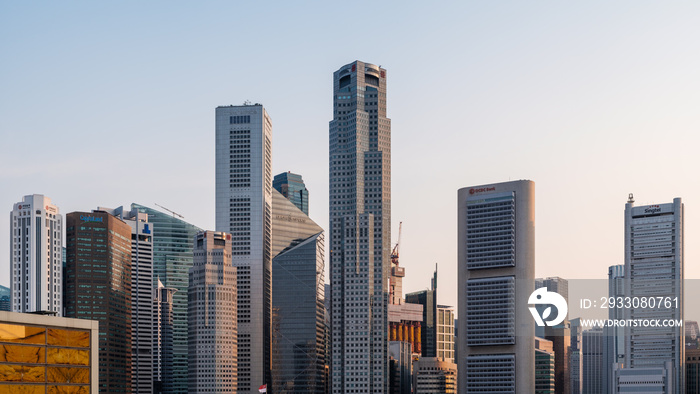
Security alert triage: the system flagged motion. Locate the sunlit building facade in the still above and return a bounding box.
[458,180,536,394]
[330,60,392,394]
[215,104,273,391]
[10,194,63,316]
[65,211,132,393]
[0,311,99,394]
[188,231,237,393]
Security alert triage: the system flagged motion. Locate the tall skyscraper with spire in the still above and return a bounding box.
[330,60,391,394]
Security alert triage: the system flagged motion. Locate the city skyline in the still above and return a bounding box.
[2,2,700,317]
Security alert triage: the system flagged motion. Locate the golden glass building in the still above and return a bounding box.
[0,310,99,393]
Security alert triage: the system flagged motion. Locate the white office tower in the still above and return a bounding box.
[10,194,62,316]
[330,60,392,394]
[623,196,684,394]
[215,104,273,391]
[457,181,535,394]
[99,206,155,393]
[188,231,237,393]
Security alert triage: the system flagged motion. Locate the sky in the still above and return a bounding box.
[1,1,699,318]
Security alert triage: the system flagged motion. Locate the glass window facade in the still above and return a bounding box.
[0,322,92,393]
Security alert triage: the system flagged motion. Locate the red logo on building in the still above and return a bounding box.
[351,64,356,72]
[380,70,385,78]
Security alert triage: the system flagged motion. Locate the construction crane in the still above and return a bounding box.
[155,203,184,219]
[391,221,402,266]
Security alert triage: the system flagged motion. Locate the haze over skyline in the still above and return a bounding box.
[2,1,699,314]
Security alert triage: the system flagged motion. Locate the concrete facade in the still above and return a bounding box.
[624,197,684,393]
[188,231,237,393]
[10,194,62,316]
[458,180,536,394]
[330,60,391,394]
[215,104,273,392]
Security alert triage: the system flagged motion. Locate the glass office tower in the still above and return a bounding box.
[132,203,201,394]
[273,172,309,215]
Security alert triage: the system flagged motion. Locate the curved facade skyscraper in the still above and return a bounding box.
[330,60,391,394]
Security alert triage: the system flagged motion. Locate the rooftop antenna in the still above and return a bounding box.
[628,193,635,203]
[155,203,184,219]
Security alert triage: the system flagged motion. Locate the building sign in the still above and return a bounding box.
[469,187,496,195]
[80,215,103,223]
[274,214,307,224]
[142,224,151,234]
[45,205,57,214]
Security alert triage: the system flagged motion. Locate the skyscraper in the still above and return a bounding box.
[330,60,391,394]
[582,327,603,394]
[437,305,455,363]
[271,188,326,393]
[99,206,154,394]
[602,265,624,394]
[188,231,237,393]
[132,203,201,393]
[154,279,177,393]
[623,196,684,393]
[535,277,571,394]
[65,210,132,393]
[10,194,62,315]
[273,171,309,215]
[215,104,273,392]
[406,267,438,358]
[457,180,536,394]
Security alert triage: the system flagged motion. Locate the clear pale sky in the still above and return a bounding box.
[1,1,699,317]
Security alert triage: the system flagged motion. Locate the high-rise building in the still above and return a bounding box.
[613,361,674,393]
[132,203,201,393]
[535,277,571,394]
[536,337,556,394]
[457,180,536,394]
[154,279,177,393]
[686,321,700,350]
[413,357,458,394]
[65,211,132,393]
[188,231,237,393]
[623,196,684,393]
[686,349,700,394]
[603,265,625,394]
[437,305,455,363]
[330,60,391,394]
[0,310,99,394]
[570,318,583,394]
[406,266,438,358]
[0,285,10,311]
[271,187,326,394]
[273,171,309,215]
[215,104,273,392]
[389,341,413,394]
[582,327,603,394]
[99,206,154,393]
[10,194,62,315]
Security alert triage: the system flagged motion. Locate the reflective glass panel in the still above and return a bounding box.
[47,367,89,384]
[0,324,46,345]
[47,329,89,348]
[47,385,90,394]
[46,349,89,366]
[0,384,45,393]
[0,345,45,364]
[0,364,46,382]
